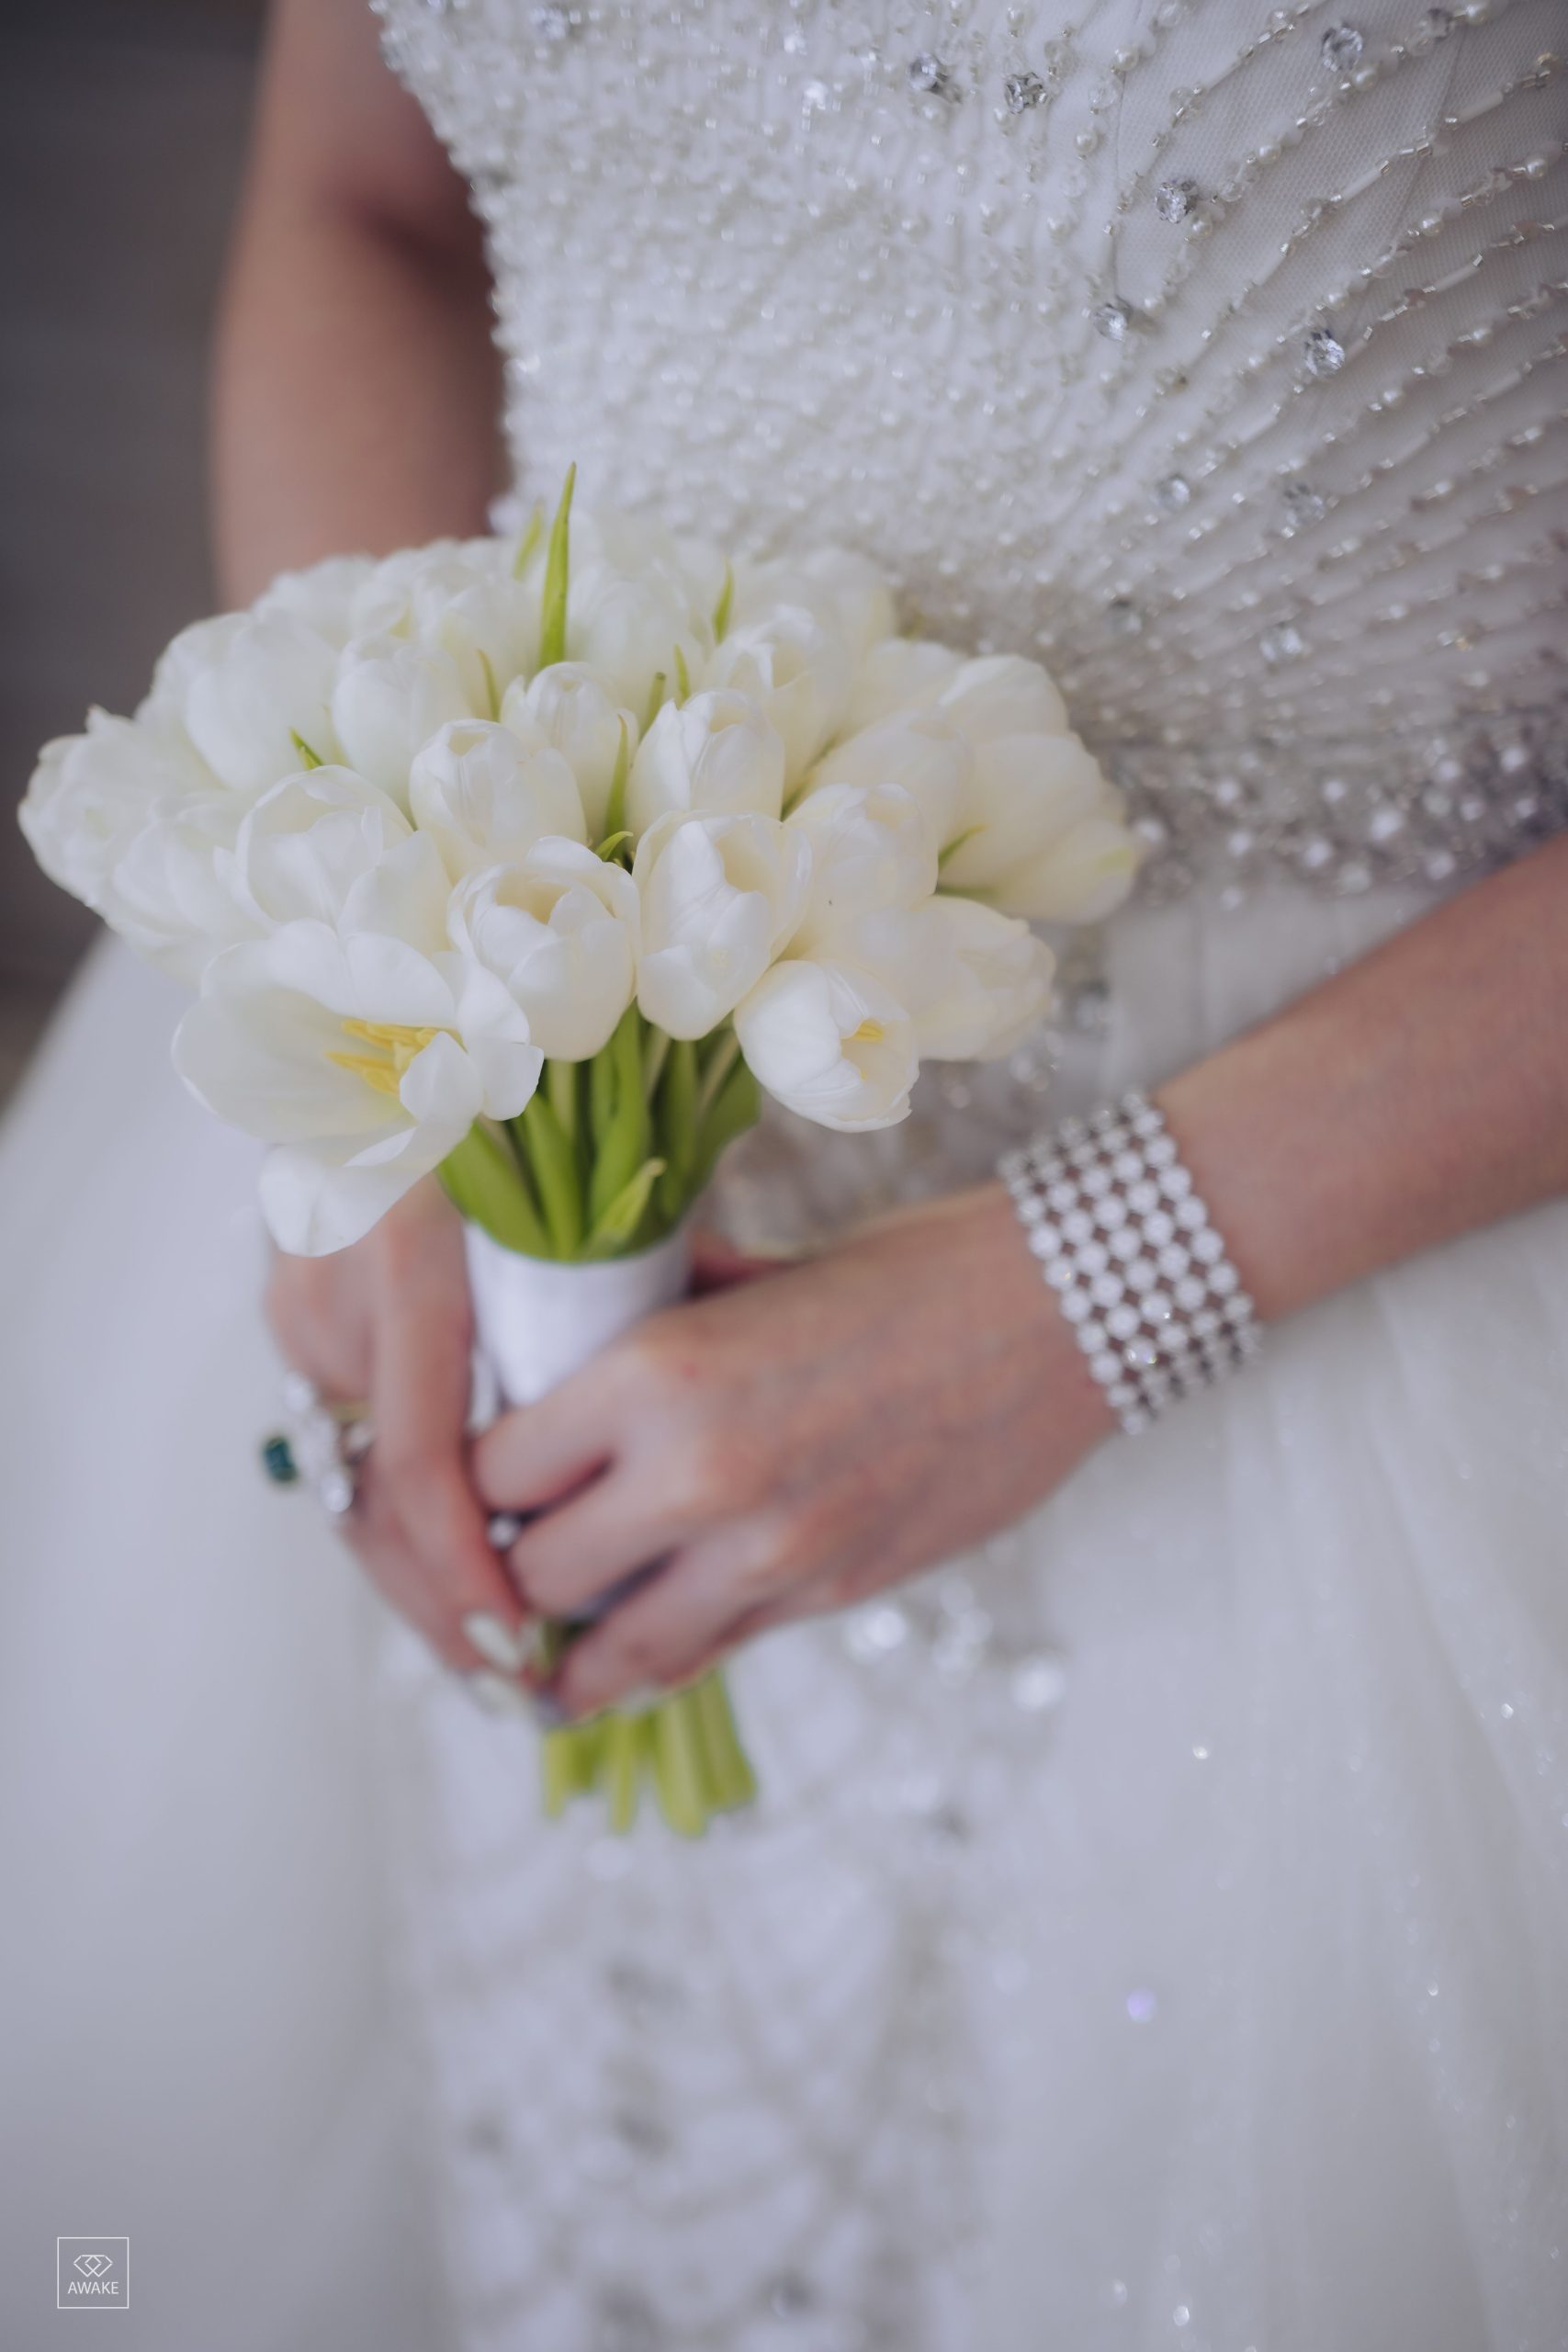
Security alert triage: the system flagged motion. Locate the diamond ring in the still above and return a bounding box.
[261,1372,373,1517]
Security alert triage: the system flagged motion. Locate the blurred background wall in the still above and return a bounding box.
[0,0,264,1102]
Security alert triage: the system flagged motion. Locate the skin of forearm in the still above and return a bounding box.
[210,0,503,605]
[212,201,503,605]
[1155,833,1568,1321]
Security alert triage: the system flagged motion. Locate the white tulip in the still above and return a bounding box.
[449,842,638,1061]
[705,606,852,786]
[840,637,964,733]
[100,796,256,982]
[566,560,711,714]
[936,730,1139,921]
[626,689,786,841]
[330,635,476,803]
[805,710,971,850]
[229,765,454,943]
[500,664,636,840]
[173,921,541,1255]
[832,896,1055,1061]
[634,809,810,1039]
[354,541,535,712]
[255,555,377,647]
[735,958,916,1131]
[937,653,1069,742]
[409,718,586,877]
[573,510,727,622]
[784,782,937,957]
[1001,814,1145,924]
[732,548,896,665]
[178,612,342,796]
[18,709,210,912]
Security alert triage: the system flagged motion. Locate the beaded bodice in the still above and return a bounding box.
[378,0,1567,902]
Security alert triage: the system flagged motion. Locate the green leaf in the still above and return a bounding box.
[289,729,324,771]
[588,1007,651,1231]
[589,1031,617,1148]
[711,562,734,644]
[438,1120,549,1256]
[536,462,577,672]
[640,670,668,737]
[596,717,632,855]
[512,501,545,580]
[655,1035,698,1221]
[581,1154,667,1260]
[672,641,692,703]
[477,646,501,720]
[519,1091,584,1258]
[546,1056,579,1145]
[691,1051,761,1195]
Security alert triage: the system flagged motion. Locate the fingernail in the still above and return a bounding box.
[530,1688,573,1732]
[467,1670,531,1718]
[462,1611,531,1674]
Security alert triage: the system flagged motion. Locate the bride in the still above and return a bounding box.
[2,0,1565,2345]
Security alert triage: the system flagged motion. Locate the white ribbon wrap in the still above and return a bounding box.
[463,1222,694,1408]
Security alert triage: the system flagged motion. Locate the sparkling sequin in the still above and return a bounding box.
[1320,23,1366,73]
[1280,480,1327,530]
[1259,621,1306,663]
[1155,176,1201,221]
[1003,69,1046,113]
[908,51,953,98]
[1302,323,1348,376]
[1090,299,1134,342]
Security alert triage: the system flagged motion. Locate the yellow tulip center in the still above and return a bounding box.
[326,1017,444,1100]
[848,1018,885,1046]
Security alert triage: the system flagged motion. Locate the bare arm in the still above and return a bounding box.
[1165,834,1568,1318]
[234,0,530,1691]
[471,834,1568,1721]
[212,0,503,603]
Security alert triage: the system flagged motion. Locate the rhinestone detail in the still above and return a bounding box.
[1001,1093,1261,1437]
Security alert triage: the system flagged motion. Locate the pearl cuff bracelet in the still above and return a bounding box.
[999,1090,1261,1435]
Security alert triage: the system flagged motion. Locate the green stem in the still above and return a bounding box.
[695,1028,741,1124]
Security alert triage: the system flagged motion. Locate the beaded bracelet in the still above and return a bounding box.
[998,1090,1260,1435]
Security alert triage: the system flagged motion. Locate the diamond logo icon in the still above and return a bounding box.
[58,2237,130,2309]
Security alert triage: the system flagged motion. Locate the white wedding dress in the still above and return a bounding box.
[3,2,1566,2346]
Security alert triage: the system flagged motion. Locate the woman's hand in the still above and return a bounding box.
[266,1177,531,1688]
[473,1187,1113,1719]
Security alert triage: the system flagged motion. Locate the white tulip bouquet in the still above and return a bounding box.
[21,470,1140,1832]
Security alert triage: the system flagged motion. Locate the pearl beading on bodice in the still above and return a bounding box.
[377,0,1567,903]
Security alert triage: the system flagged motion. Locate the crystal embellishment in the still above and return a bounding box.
[1155,177,1201,222]
[1090,300,1134,343]
[1154,473,1192,511]
[1320,23,1366,73]
[908,53,953,99]
[1280,480,1326,530]
[1003,71,1047,113]
[1259,620,1306,664]
[1302,324,1347,377]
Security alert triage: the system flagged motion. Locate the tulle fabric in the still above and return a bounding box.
[0,944,448,2352]
[1,886,1565,2351]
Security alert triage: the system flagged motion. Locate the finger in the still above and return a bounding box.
[472,1377,616,1520]
[552,1520,784,1719]
[505,1466,682,1622]
[368,1267,532,1678]
[265,1250,371,1401]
